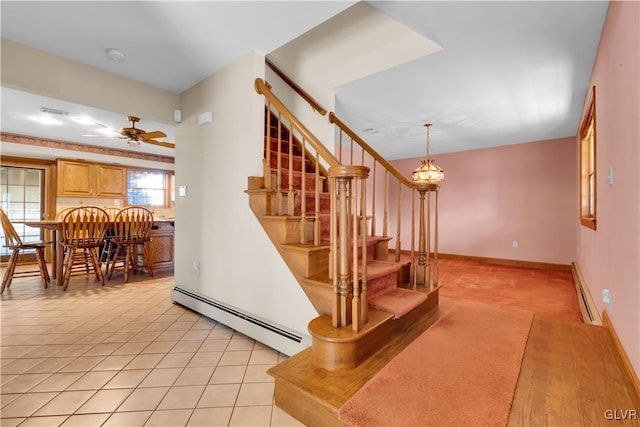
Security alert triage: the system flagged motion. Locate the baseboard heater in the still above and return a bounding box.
[172,286,310,356]
[571,262,602,325]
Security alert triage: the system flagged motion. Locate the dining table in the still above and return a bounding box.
[22,220,65,284]
[22,218,175,285]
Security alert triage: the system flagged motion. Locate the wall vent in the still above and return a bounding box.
[41,107,69,116]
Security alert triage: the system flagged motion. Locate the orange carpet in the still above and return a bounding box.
[339,299,533,427]
[437,258,582,321]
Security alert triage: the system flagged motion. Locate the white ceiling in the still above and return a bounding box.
[0,1,608,160]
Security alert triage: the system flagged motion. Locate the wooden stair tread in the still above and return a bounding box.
[360,259,401,279]
[281,242,330,252]
[308,309,395,342]
[268,289,443,425]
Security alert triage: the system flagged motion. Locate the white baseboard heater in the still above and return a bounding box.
[172,286,311,356]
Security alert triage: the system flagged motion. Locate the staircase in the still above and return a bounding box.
[247,79,440,374]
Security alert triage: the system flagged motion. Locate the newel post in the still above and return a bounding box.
[414,183,439,289]
[328,165,369,330]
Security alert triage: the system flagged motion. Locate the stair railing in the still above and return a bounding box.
[255,78,369,331]
[266,59,327,116]
[329,112,441,289]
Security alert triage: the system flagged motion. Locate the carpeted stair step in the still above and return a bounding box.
[267,152,314,173]
[265,123,292,140]
[270,168,326,191]
[292,191,331,215]
[368,288,428,319]
[364,260,401,300]
[264,136,303,156]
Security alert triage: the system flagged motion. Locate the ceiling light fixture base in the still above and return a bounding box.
[106,48,126,62]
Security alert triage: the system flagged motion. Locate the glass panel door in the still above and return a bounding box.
[0,166,45,261]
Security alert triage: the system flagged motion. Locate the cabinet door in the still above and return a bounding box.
[57,161,93,197]
[96,165,126,198]
[149,229,174,270]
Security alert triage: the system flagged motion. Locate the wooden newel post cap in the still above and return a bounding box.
[328,165,369,179]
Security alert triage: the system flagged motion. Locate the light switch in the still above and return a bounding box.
[178,185,187,197]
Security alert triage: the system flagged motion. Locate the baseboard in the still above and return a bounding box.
[389,250,571,272]
[602,310,640,406]
[570,262,602,325]
[171,286,311,356]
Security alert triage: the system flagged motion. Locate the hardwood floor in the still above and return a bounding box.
[509,316,640,426]
[270,294,640,426]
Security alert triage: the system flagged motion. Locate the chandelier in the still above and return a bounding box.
[412,123,444,184]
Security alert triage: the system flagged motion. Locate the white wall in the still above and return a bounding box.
[174,51,317,344]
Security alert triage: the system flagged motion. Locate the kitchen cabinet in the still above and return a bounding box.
[57,159,126,198]
[149,221,174,270]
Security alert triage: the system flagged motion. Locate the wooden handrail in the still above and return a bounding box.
[266,59,327,116]
[256,78,339,169]
[329,112,438,192]
[330,110,441,289]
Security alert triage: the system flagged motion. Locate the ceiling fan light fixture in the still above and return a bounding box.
[127,139,141,149]
[106,48,126,62]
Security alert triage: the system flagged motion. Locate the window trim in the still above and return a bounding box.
[579,86,597,230]
[126,167,174,208]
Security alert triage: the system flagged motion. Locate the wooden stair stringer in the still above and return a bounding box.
[246,190,333,316]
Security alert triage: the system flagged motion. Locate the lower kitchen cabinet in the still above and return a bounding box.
[149,222,174,270]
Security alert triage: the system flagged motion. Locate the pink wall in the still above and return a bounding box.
[391,137,577,265]
[576,0,640,376]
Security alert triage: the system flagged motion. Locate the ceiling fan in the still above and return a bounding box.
[91,116,175,149]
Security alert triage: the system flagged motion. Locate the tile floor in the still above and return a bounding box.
[0,269,304,426]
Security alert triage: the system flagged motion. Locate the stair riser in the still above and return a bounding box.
[265,138,302,156]
[366,273,398,300]
[283,247,330,278]
[268,154,312,173]
[271,171,325,192]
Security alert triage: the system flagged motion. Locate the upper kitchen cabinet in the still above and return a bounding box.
[57,159,126,198]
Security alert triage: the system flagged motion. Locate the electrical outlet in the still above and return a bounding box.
[602,289,612,313]
[193,260,200,272]
[512,240,518,248]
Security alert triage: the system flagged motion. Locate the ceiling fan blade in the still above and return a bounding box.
[144,139,175,149]
[92,120,121,133]
[139,130,167,140]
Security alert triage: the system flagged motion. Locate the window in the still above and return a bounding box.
[580,86,596,229]
[127,169,174,207]
[0,166,45,260]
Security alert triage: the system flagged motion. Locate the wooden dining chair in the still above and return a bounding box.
[60,206,109,291]
[107,206,155,283]
[56,206,95,275]
[98,207,121,272]
[0,207,50,294]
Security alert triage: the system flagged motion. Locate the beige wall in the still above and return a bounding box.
[1,39,179,124]
[1,40,178,170]
[576,0,640,376]
[174,51,317,346]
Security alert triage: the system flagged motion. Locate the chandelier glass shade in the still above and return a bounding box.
[412,123,445,184]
